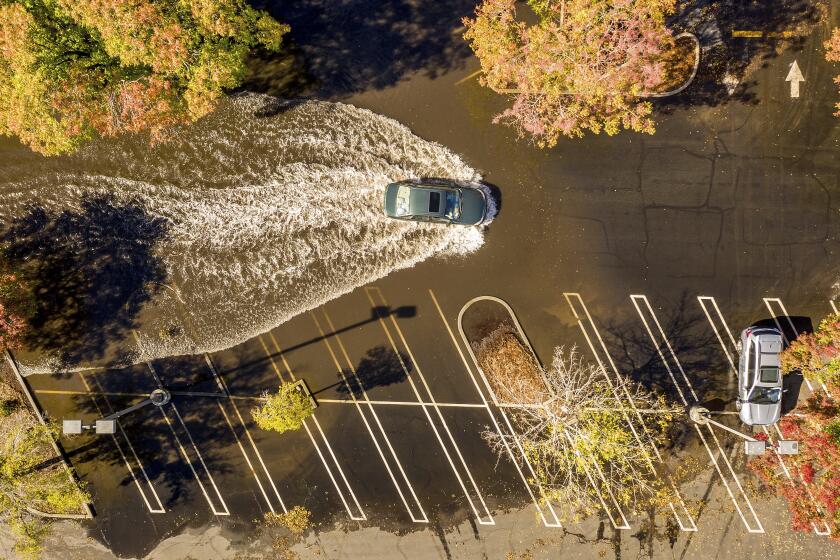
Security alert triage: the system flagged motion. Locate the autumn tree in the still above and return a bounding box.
[0,385,90,558]
[780,313,840,385]
[0,0,289,155]
[462,0,676,147]
[252,383,315,434]
[474,327,678,521]
[0,259,31,352]
[827,27,840,117]
[747,383,840,540]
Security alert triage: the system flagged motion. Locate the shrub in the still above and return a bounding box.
[265,505,311,536]
[251,383,314,434]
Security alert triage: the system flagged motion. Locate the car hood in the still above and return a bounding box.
[454,187,487,225]
[739,402,781,426]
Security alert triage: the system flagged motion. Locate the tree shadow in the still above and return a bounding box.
[245,0,477,99]
[0,193,169,371]
[337,345,411,396]
[604,293,728,403]
[658,0,823,111]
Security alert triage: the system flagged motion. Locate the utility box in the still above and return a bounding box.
[62,420,83,435]
[95,419,117,435]
[777,440,799,455]
[744,440,767,455]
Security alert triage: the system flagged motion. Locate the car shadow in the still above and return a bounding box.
[751,316,814,345]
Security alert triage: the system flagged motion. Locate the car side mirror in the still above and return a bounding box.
[783,389,789,393]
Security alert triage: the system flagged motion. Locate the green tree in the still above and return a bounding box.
[252,383,314,434]
[0,0,289,155]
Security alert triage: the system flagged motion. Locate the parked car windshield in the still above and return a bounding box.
[444,190,460,220]
[748,386,782,404]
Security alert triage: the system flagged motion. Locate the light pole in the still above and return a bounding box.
[688,405,799,455]
[62,388,173,435]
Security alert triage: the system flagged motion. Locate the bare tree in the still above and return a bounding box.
[475,326,679,521]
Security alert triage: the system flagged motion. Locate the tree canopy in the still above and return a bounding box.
[474,327,681,521]
[0,262,31,352]
[0,0,289,154]
[781,313,840,385]
[251,383,314,434]
[0,391,90,558]
[463,0,676,147]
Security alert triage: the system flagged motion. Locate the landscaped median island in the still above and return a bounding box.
[0,368,89,559]
[463,298,694,524]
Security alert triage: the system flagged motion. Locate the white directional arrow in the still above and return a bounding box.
[785,60,804,98]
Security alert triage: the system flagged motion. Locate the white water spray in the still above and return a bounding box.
[0,94,485,372]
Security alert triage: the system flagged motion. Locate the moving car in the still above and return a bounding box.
[736,327,784,426]
[383,179,489,226]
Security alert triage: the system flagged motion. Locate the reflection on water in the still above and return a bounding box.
[0,94,484,372]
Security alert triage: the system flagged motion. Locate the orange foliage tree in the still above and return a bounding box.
[463,0,676,147]
[0,0,289,154]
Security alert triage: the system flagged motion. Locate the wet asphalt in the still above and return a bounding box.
[6,1,840,557]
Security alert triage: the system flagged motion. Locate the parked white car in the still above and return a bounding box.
[736,327,784,426]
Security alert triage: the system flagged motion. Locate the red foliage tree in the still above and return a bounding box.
[747,384,840,539]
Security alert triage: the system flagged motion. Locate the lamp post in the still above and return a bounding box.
[62,388,172,435]
[688,405,798,455]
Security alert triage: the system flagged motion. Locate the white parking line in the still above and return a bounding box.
[830,300,838,315]
[82,373,165,514]
[698,295,831,536]
[432,291,562,528]
[762,298,831,396]
[261,332,367,521]
[366,287,494,525]
[630,295,764,533]
[459,295,629,530]
[564,293,697,532]
[317,399,486,407]
[203,353,287,515]
[132,332,230,516]
[314,311,429,523]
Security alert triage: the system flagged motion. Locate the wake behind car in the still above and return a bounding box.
[736,327,784,426]
[383,179,489,225]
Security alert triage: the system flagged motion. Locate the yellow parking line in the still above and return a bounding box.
[454,68,482,86]
[732,30,800,38]
[33,388,262,400]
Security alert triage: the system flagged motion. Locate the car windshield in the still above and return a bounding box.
[759,367,780,384]
[748,386,782,405]
[394,185,411,216]
[444,190,460,220]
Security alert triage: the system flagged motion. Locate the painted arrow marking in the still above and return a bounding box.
[785,60,804,98]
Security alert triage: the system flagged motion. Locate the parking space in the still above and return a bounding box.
[24,279,840,556]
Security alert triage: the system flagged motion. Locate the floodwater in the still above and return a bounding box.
[0,95,485,372]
